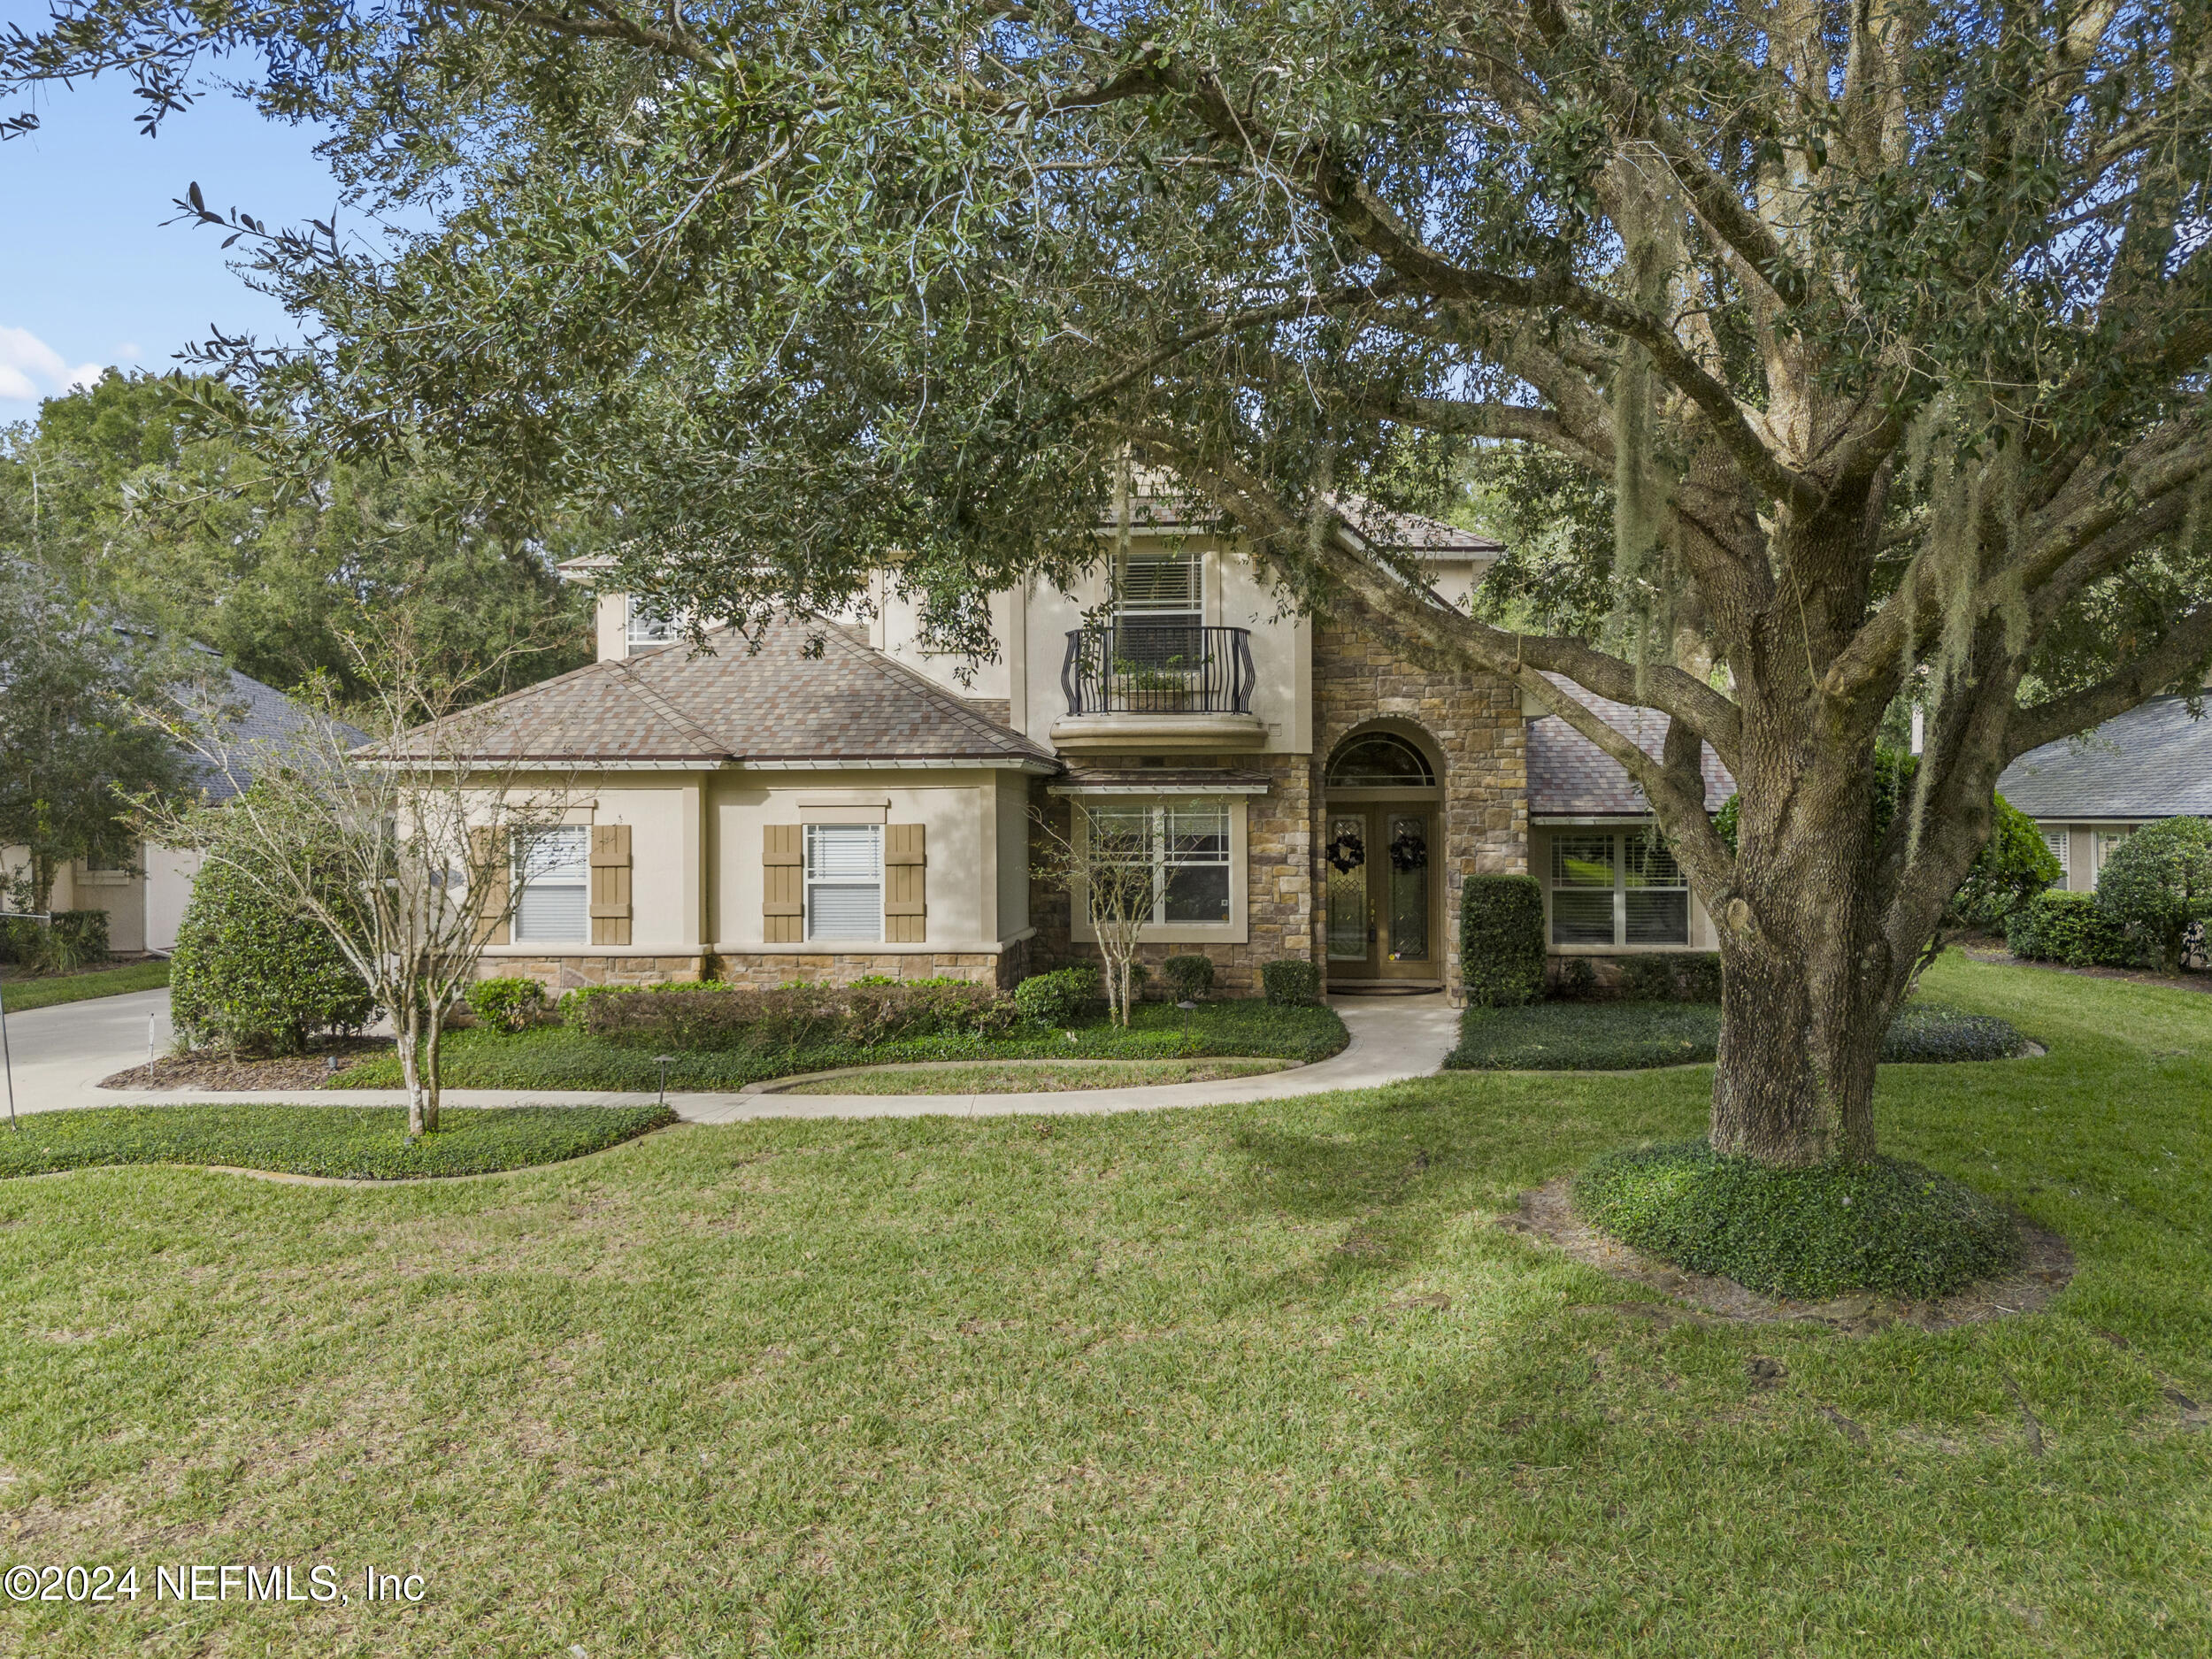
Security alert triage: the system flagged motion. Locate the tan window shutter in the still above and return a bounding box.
[884,822,926,943]
[589,823,633,946]
[470,827,509,946]
[764,824,804,943]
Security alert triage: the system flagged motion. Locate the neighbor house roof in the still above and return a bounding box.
[1526,676,1736,818]
[372,615,1059,770]
[182,654,367,802]
[1996,695,2212,820]
[1110,494,1502,557]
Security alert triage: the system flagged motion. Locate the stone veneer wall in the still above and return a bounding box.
[1311,611,1528,998]
[1026,753,1313,995]
[492,945,1030,993]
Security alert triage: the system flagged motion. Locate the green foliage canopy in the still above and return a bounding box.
[2093,817,2212,973]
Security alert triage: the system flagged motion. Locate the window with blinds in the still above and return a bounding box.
[1116,550,1202,613]
[1547,828,1690,948]
[1085,803,1233,926]
[2039,826,2069,877]
[515,826,588,942]
[806,824,883,941]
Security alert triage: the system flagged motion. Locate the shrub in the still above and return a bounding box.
[469,975,549,1033]
[1459,874,1546,1006]
[577,979,1018,1050]
[1447,1000,2025,1071]
[2006,890,2139,967]
[1948,795,2063,929]
[1554,956,1598,1000]
[2093,817,2212,972]
[1162,955,1215,1002]
[1617,955,1678,1002]
[1013,964,1099,1026]
[1125,962,1151,1002]
[1615,952,1724,1002]
[1572,1139,2024,1299]
[170,856,377,1056]
[43,910,111,972]
[1262,958,1322,1007]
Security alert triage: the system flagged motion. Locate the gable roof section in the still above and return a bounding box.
[374,616,1057,768]
[1996,695,2212,819]
[1526,675,1736,818]
[180,656,369,802]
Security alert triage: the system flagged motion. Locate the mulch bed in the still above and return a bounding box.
[100,1037,393,1093]
[1498,1174,2076,1334]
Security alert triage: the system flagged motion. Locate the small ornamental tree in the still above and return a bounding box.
[1032,803,1178,1026]
[2094,818,2212,974]
[170,825,377,1055]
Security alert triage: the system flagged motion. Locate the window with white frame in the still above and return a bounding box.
[515,826,588,942]
[2093,826,2134,885]
[1113,549,1203,672]
[1089,803,1233,925]
[1547,827,1690,947]
[805,824,883,941]
[626,593,673,647]
[2039,826,2070,879]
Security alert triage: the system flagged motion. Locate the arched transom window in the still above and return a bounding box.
[1326,733,1436,788]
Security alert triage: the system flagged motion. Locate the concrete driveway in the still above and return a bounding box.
[6,985,1463,1120]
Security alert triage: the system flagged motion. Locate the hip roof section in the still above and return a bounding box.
[1526,675,1736,818]
[1997,695,2212,819]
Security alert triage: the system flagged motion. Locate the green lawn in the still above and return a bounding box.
[1448,995,2027,1070]
[0,954,2206,1655]
[0,957,169,1013]
[0,1103,675,1181]
[780,1057,1293,1094]
[331,997,1347,1091]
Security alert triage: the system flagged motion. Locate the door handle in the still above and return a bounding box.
[1368,924,1377,946]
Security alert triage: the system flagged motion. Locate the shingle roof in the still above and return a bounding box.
[1117,494,1502,557]
[1996,695,2212,819]
[1049,767,1273,795]
[183,657,368,802]
[1526,675,1736,818]
[374,615,1058,768]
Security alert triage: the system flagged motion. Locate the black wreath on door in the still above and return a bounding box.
[1326,828,1366,873]
[1388,826,1429,872]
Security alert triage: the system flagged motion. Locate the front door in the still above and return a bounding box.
[1325,808,1437,981]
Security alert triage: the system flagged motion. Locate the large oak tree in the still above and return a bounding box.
[11,0,2210,1164]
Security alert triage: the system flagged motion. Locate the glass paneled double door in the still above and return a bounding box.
[1325,806,1438,981]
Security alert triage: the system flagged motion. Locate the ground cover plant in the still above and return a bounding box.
[778,1057,1291,1095]
[1448,994,2027,1071]
[0,1103,674,1181]
[0,956,2203,1655]
[334,998,1348,1092]
[0,958,169,1014]
[1572,1141,2024,1300]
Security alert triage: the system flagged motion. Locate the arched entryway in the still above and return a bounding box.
[1322,727,1444,988]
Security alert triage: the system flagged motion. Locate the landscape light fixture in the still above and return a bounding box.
[655,1055,677,1105]
[1177,999,1197,1056]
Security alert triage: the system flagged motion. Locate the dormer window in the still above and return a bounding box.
[626,594,673,648]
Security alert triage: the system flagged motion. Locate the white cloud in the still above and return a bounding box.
[0,326,111,406]
[113,342,142,361]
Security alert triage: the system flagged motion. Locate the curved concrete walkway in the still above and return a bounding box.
[4,988,1461,1121]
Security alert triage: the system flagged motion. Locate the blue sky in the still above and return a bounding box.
[0,45,344,419]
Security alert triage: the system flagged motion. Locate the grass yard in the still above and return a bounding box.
[0,958,169,1014]
[330,997,1347,1092]
[0,1104,676,1181]
[0,954,2206,1655]
[778,1057,1294,1094]
[1448,995,2028,1070]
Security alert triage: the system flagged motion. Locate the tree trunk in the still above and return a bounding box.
[399,1004,427,1138]
[422,1006,443,1134]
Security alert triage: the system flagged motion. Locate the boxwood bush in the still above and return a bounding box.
[1262,959,1322,1007]
[1014,965,1100,1025]
[170,854,376,1056]
[1162,955,1216,1002]
[1459,875,1546,1006]
[1571,1139,2024,1299]
[2005,889,2139,967]
[468,975,549,1033]
[577,978,1018,1050]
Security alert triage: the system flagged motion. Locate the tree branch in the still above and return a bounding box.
[2006,605,2212,759]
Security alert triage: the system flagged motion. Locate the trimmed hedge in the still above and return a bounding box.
[1448,999,2027,1071]
[1262,959,1322,1007]
[1572,1139,2024,1299]
[170,856,376,1056]
[1460,875,1547,1007]
[2093,817,2212,972]
[1162,955,1216,1002]
[0,1103,675,1181]
[1617,951,1724,1003]
[469,976,549,1033]
[2005,890,2139,967]
[574,979,1019,1050]
[1014,965,1099,1026]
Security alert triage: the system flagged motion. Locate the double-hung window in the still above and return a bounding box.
[805,824,883,941]
[626,594,673,648]
[1547,828,1690,948]
[1088,803,1233,926]
[2093,826,2133,886]
[1113,549,1202,672]
[515,826,588,942]
[2039,826,2070,879]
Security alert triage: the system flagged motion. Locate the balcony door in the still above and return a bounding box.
[1324,733,1443,987]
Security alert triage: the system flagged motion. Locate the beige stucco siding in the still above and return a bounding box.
[478,774,704,960]
[995,775,1032,939]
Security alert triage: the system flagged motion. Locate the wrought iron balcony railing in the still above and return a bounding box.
[1060,623,1256,716]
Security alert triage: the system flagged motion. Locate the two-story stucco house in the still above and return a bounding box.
[415,502,1732,1001]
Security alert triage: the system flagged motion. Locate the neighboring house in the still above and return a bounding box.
[0,659,359,954]
[388,500,1734,1001]
[1996,694,2212,891]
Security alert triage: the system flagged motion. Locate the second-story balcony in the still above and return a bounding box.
[1051,623,1265,752]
